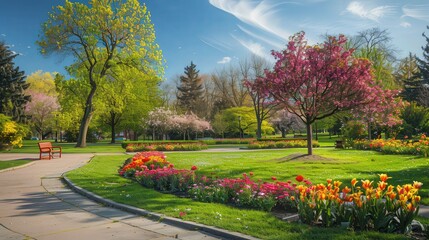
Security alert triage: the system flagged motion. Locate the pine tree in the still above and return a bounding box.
[176,62,205,114]
[412,26,429,105]
[0,42,30,122]
[398,53,421,102]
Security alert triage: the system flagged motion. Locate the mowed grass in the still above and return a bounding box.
[66,148,428,239]
[0,140,124,153]
[0,159,32,170]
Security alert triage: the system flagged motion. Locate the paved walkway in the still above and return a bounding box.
[0,153,251,240]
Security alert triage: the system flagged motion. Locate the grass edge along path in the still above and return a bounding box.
[65,149,429,239]
[0,159,33,171]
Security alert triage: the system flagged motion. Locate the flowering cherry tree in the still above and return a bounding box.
[352,88,405,140]
[146,107,211,140]
[257,32,386,155]
[25,91,59,139]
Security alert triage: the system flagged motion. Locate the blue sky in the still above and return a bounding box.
[1,0,429,82]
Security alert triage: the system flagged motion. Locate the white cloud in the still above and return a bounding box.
[27,46,31,49]
[232,35,273,62]
[400,21,411,28]
[402,5,429,22]
[209,0,292,41]
[346,1,396,22]
[217,56,232,64]
[200,38,232,52]
[1,34,6,37]
[237,25,284,50]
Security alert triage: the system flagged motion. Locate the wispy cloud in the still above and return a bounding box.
[232,35,273,62]
[402,5,429,22]
[400,21,411,28]
[237,25,284,50]
[1,33,6,37]
[209,0,292,40]
[200,38,231,52]
[217,56,231,64]
[346,1,396,22]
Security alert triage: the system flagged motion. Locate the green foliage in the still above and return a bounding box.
[0,114,28,149]
[214,106,274,137]
[341,120,368,146]
[176,62,205,115]
[247,140,320,149]
[399,102,429,138]
[0,42,30,122]
[38,0,164,147]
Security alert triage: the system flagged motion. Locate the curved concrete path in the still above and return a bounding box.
[0,153,251,240]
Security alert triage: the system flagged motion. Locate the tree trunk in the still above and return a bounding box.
[315,122,318,141]
[281,128,286,138]
[110,112,116,144]
[76,77,96,148]
[368,122,372,141]
[256,120,262,139]
[306,123,313,155]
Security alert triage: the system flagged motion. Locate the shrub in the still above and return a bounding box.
[124,142,208,152]
[352,135,429,157]
[248,140,320,149]
[0,114,28,150]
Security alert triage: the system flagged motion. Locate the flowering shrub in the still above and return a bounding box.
[248,140,320,149]
[188,173,307,211]
[0,114,28,150]
[119,151,196,191]
[119,151,170,177]
[135,167,196,192]
[124,142,208,152]
[352,135,429,156]
[294,174,422,233]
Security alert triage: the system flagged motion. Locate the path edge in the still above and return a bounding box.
[62,175,258,240]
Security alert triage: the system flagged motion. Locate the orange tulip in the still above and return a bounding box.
[342,186,351,194]
[351,178,357,187]
[379,173,390,182]
[413,181,423,189]
[361,180,373,190]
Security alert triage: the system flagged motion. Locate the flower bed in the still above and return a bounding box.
[247,140,320,149]
[123,142,208,152]
[295,174,423,233]
[205,138,254,145]
[119,152,423,234]
[352,134,429,156]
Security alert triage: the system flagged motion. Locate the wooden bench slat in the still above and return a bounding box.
[38,142,62,160]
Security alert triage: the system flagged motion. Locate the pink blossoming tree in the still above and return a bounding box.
[257,32,391,155]
[25,91,59,139]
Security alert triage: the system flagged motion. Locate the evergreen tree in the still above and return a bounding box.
[176,62,205,114]
[414,26,429,106]
[0,42,30,122]
[397,53,420,102]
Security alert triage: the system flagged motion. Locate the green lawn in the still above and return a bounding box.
[0,159,32,170]
[66,148,428,239]
[0,140,124,153]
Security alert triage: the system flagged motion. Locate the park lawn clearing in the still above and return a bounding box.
[66,149,428,239]
[0,159,32,170]
[1,140,124,153]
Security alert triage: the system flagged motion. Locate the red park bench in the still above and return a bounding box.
[38,142,62,160]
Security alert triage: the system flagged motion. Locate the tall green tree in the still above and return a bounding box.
[176,62,205,115]
[414,26,429,106]
[38,0,164,147]
[396,53,420,102]
[0,42,30,122]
